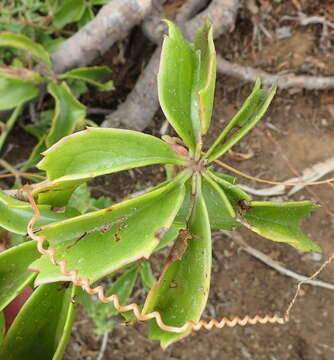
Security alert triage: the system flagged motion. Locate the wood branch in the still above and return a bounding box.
[184,0,239,39]
[102,48,161,130]
[51,0,153,74]
[221,231,334,291]
[239,156,334,197]
[102,0,241,129]
[176,0,209,23]
[216,56,334,89]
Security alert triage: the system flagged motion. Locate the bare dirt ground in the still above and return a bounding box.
[3,0,333,359]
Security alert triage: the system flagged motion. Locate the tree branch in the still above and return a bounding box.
[216,56,334,90]
[51,0,153,74]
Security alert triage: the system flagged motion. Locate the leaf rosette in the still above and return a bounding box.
[0,20,321,352]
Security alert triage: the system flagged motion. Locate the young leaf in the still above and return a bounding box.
[0,283,77,360]
[159,20,197,151]
[206,79,276,161]
[46,81,86,147]
[244,201,321,252]
[193,19,216,135]
[208,170,251,207]
[30,174,189,285]
[0,79,38,110]
[80,267,138,334]
[142,180,211,348]
[61,66,114,91]
[202,174,240,230]
[0,190,79,235]
[0,32,51,66]
[0,241,39,311]
[53,0,86,29]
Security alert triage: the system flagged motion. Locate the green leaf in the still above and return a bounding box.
[91,0,111,4]
[140,262,156,291]
[0,283,77,360]
[0,79,38,110]
[80,267,138,334]
[0,32,51,66]
[208,170,251,207]
[46,81,86,147]
[0,241,39,311]
[39,127,188,181]
[0,190,79,235]
[143,179,211,348]
[244,201,321,252]
[202,174,239,230]
[206,79,276,161]
[154,223,185,251]
[209,169,236,184]
[159,20,197,151]
[30,174,189,285]
[193,19,216,135]
[68,183,112,214]
[53,0,86,29]
[61,66,114,91]
[34,128,188,206]
[78,6,95,28]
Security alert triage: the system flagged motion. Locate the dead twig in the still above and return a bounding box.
[216,56,334,90]
[97,332,109,360]
[221,230,334,291]
[239,156,334,197]
[51,0,153,73]
[282,12,334,48]
[102,0,241,129]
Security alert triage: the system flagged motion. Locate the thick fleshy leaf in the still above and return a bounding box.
[159,20,197,151]
[0,32,51,66]
[34,128,188,206]
[206,79,276,161]
[0,190,79,235]
[45,81,86,147]
[53,0,86,29]
[61,66,114,91]
[0,79,38,110]
[202,174,239,230]
[80,267,138,334]
[193,19,216,135]
[244,201,321,252]
[143,179,211,348]
[30,174,189,285]
[0,241,39,311]
[0,283,77,360]
[39,128,188,181]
